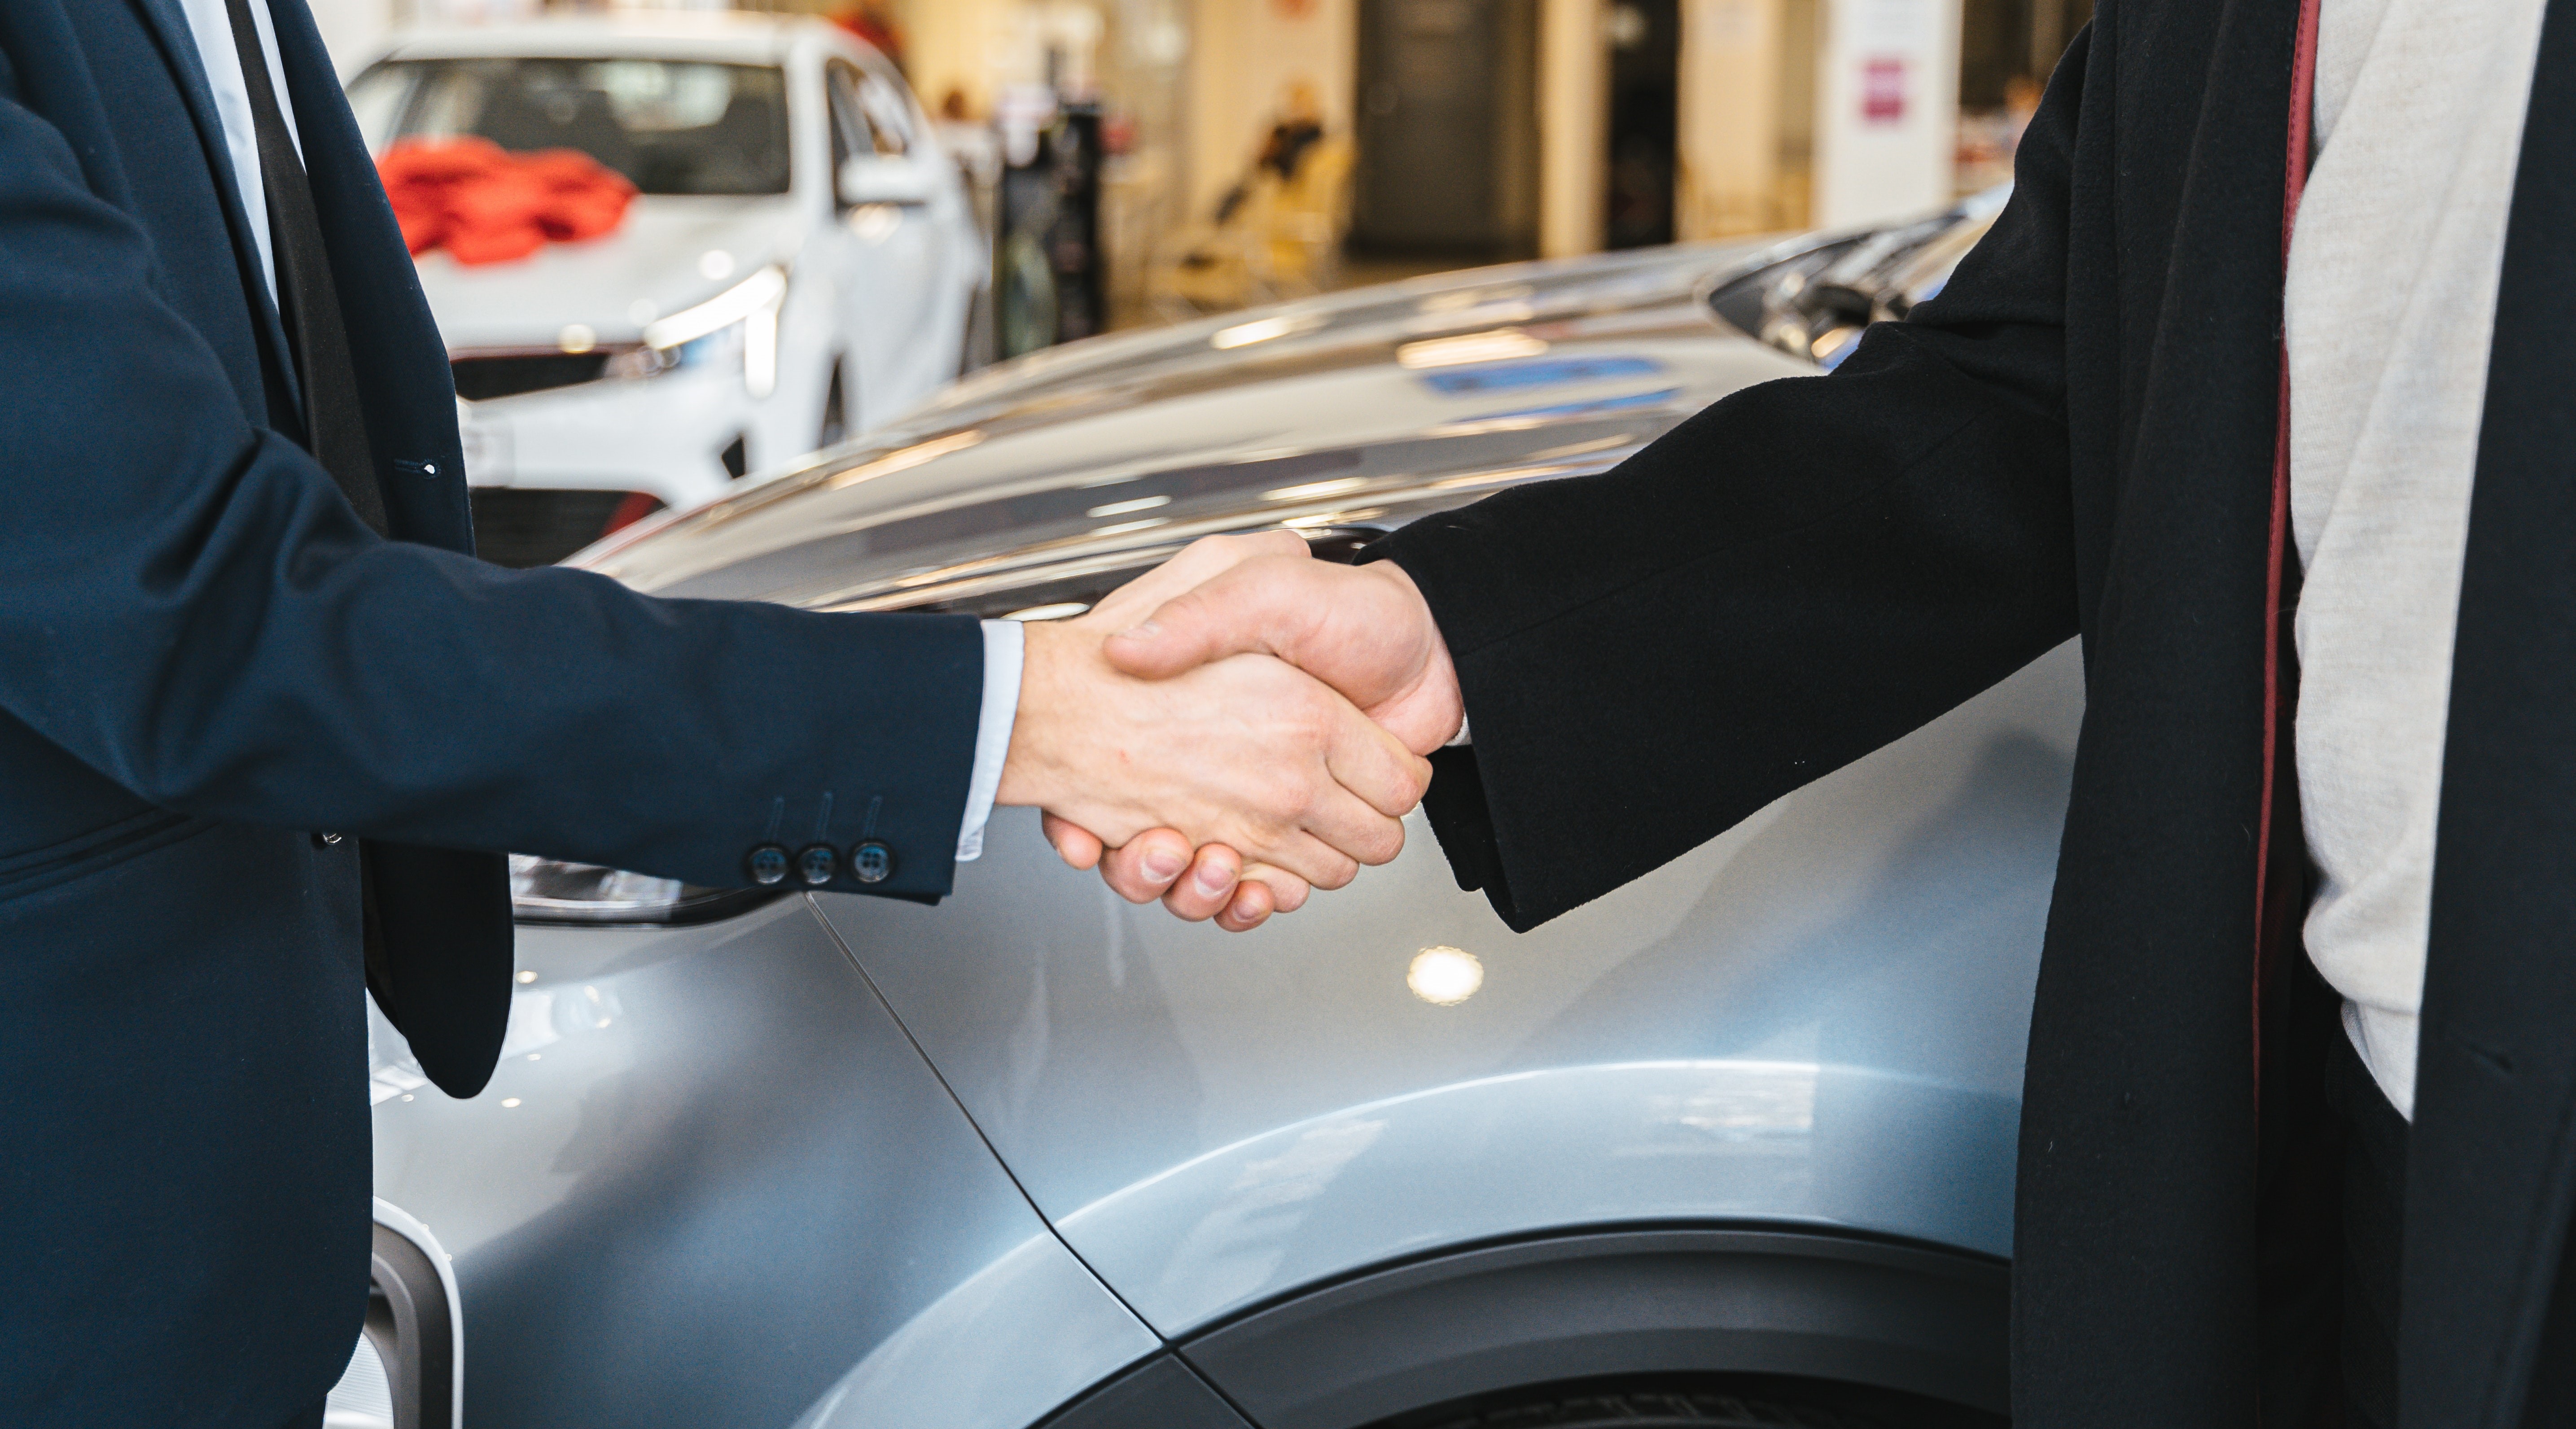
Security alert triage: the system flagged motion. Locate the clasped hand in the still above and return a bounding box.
[996,531,1462,930]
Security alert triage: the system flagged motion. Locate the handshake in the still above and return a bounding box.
[994,531,1462,931]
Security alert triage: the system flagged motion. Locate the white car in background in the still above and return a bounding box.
[347,14,987,566]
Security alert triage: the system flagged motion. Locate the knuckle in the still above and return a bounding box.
[1255,769,1311,824]
[1293,693,1340,744]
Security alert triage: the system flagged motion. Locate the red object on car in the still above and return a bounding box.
[378,138,637,266]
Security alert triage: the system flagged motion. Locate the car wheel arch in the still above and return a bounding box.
[1131,1225,2009,1429]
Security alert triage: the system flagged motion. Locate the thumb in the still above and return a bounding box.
[1103,559,1308,679]
[1040,811,1105,870]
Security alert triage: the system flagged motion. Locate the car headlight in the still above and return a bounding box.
[508,852,781,926]
[606,265,786,398]
[1704,188,2008,370]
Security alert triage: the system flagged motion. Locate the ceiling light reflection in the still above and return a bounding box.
[1211,313,1323,349]
[1086,494,1172,518]
[825,429,985,489]
[1407,946,1483,1005]
[1397,329,1549,369]
[1264,476,1369,502]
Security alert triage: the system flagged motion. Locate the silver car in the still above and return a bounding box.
[341,193,2055,1429]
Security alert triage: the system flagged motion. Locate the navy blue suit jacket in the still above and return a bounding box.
[0,3,981,1424]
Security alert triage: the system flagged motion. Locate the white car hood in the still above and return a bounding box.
[418,193,801,352]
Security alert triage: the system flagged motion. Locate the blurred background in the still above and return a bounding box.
[315,0,2079,349]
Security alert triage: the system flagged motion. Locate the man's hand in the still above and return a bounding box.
[1041,815,1312,930]
[999,592,1430,891]
[1104,547,1463,754]
[1027,530,1331,932]
[1037,535,1463,928]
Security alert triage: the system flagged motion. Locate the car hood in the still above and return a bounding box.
[574,237,1814,607]
[419,193,802,352]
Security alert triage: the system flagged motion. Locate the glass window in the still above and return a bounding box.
[854,66,914,156]
[827,61,910,158]
[344,65,411,152]
[824,61,875,171]
[365,58,791,196]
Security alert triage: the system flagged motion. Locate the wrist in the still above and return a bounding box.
[1364,558,1466,750]
[996,621,1076,809]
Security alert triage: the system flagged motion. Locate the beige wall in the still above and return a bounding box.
[895,0,992,114]
[1675,0,1783,237]
[1184,0,1355,229]
[896,0,1103,117]
[1536,0,1604,257]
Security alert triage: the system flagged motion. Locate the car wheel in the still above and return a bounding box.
[1377,1377,2002,1429]
[819,361,849,449]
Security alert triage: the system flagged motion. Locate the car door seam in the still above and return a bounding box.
[797,893,1180,1352]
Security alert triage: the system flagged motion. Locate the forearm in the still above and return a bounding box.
[0,91,987,896]
[1372,364,2078,927]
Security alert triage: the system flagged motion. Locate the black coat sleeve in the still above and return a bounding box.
[0,87,981,904]
[1368,32,2089,931]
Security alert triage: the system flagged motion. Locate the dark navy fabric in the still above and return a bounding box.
[0,2,981,1425]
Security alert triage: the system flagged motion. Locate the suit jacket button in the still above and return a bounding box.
[849,840,892,884]
[796,844,838,886]
[746,844,791,885]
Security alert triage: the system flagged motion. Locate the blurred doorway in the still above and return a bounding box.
[1350,0,1539,259]
[1603,0,1678,249]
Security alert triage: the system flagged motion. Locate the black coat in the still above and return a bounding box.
[0,1,979,1424]
[1375,0,2576,1424]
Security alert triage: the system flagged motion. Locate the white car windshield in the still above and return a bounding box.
[352,58,791,196]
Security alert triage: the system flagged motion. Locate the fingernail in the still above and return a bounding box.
[1117,621,1161,642]
[1142,847,1185,882]
[1195,861,1232,897]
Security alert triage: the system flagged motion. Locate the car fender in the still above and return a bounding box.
[786,1231,1158,1429]
[1049,1058,2019,1335]
[1172,1227,2007,1428]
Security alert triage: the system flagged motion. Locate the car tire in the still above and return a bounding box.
[1414,1389,1875,1428]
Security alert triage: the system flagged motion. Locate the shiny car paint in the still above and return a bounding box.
[356,195,2056,1429]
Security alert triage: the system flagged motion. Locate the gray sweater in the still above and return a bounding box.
[2288,0,2550,1118]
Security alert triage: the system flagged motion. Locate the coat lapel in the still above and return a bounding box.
[119,0,303,420]
[2408,0,2576,1422]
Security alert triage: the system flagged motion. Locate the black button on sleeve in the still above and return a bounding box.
[746,844,791,886]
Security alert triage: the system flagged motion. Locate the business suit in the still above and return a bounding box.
[0,1,980,1425]
[1375,0,2576,1423]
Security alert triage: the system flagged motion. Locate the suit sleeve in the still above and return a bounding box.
[1368,31,2090,931]
[0,91,980,900]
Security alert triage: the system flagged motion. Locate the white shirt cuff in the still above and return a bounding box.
[955,620,1024,861]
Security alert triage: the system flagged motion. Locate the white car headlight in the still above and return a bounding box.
[606,265,787,397]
